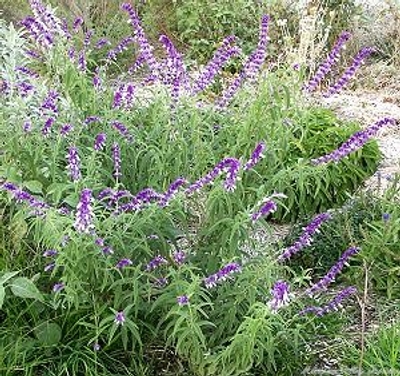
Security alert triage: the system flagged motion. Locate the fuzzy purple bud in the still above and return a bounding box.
[94,133,106,151]
[116,258,133,269]
[244,142,266,170]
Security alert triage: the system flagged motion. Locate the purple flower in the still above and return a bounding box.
[72,17,83,32]
[173,250,186,265]
[68,46,76,61]
[191,36,240,95]
[67,146,81,181]
[116,258,133,269]
[84,116,101,125]
[60,123,73,137]
[93,67,101,90]
[20,16,53,47]
[25,49,41,59]
[95,237,105,247]
[23,121,32,133]
[92,342,101,351]
[146,255,168,271]
[102,246,114,255]
[112,142,122,179]
[83,30,93,47]
[52,282,65,293]
[159,177,188,207]
[323,47,374,97]
[15,66,39,79]
[215,72,245,109]
[78,50,86,72]
[304,31,352,92]
[306,246,360,296]
[177,295,189,306]
[111,121,134,142]
[41,116,55,137]
[74,189,95,234]
[128,54,146,75]
[185,157,241,195]
[278,212,332,262]
[112,83,135,110]
[153,277,168,288]
[300,286,357,316]
[311,118,396,165]
[43,249,58,257]
[114,311,126,325]
[244,142,266,170]
[0,182,49,211]
[121,3,159,79]
[41,90,59,115]
[251,193,286,222]
[243,14,270,81]
[44,262,56,272]
[106,37,135,62]
[204,262,242,288]
[94,133,107,151]
[382,213,390,222]
[268,280,291,312]
[95,38,110,49]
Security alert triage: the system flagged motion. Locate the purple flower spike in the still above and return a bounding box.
[121,3,159,79]
[106,36,135,62]
[204,262,242,289]
[83,30,93,47]
[159,177,188,207]
[78,50,86,71]
[278,212,332,262]
[304,31,352,92]
[306,246,360,296]
[52,282,65,293]
[244,142,266,170]
[243,14,270,81]
[251,193,286,222]
[311,117,397,165]
[116,258,133,269]
[84,116,101,125]
[191,36,241,95]
[72,17,83,32]
[268,280,291,313]
[177,295,189,306]
[112,121,134,142]
[74,189,95,234]
[323,47,374,97]
[112,142,122,179]
[300,286,357,316]
[114,311,125,325]
[67,146,81,181]
[95,38,110,49]
[23,121,32,133]
[146,255,168,271]
[94,133,106,151]
[15,66,39,79]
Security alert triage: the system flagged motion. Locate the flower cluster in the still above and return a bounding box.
[121,3,159,79]
[278,212,332,262]
[112,83,135,110]
[94,133,107,151]
[177,295,189,306]
[146,255,168,271]
[311,117,397,165]
[243,142,266,170]
[268,280,291,313]
[173,250,186,266]
[306,246,360,296]
[185,157,241,195]
[106,37,135,62]
[300,286,357,316]
[74,188,95,234]
[204,262,242,288]
[191,35,240,95]
[60,123,73,137]
[116,258,133,269]
[323,47,374,97]
[67,146,81,181]
[41,116,55,137]
[95,38,110,49]
[114,311,125,325]
[40,90,59,115]
[304,31,352,92]
[15,66,39,79]
[243,14,270,81]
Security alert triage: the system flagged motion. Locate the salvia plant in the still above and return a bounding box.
[0,1,395,375]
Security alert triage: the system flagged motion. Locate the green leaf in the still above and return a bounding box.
[35,322,62,346]
[0,271,19,285]
[10,277,44,302]
[24,180,43,194]
[0,285,5,309]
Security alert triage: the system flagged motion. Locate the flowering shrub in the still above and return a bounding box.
[0,1,393,374]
